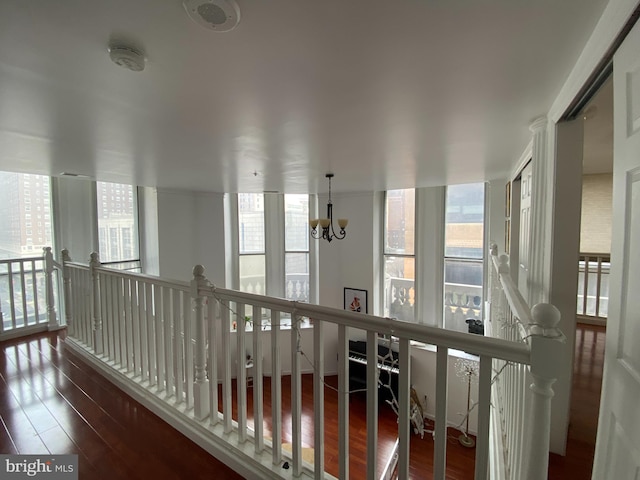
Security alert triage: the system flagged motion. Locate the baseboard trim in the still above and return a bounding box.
[62,337,324,480]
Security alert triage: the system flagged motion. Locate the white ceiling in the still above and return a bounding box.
[0,0,610,194]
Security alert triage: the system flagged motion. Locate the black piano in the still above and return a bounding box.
[348,339,400,406]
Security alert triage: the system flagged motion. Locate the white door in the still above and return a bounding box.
[518,162,532,295]
[592,19,640,479]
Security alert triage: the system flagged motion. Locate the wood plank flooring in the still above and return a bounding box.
[0,323,604,479]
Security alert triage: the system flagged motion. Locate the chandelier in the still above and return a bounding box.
[310,173,348,242]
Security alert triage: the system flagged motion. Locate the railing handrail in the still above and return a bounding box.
[0,255,46,265]
[579,252,611,259]
[203,283,531,365]
[64,259,190,292]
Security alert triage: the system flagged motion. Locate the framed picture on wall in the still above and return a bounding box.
[344,288,368,314]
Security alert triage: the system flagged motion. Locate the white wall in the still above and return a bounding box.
[580,173,613,253]
[51,176,97,262]
[318,192,377,311]
[138,186,159,275]
[156,189,227,285]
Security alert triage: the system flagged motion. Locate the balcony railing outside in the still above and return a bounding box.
[0,248,62,339]
[577,253,610,320]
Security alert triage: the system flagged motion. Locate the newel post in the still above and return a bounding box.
[61,249,73,334]
[90,252,103,354]
[525,303,564,480]
[43,247,60,331]
[191,264,210,420]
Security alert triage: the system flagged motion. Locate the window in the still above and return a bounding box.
[96,182,140,269]
[284,194,309,302]
[235,193,312,328]
[444,183,485,332]
[0,171,53,258]
[383,189,415,322]
[238,193,266,296]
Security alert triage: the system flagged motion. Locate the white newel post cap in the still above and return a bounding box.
[531,303,562,336]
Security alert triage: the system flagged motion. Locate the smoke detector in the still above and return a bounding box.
[183,0,241,32]
[108,45,146,72]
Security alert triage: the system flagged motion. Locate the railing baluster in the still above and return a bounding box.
[291,314,302,477]
[8,262,16,329]
[313,317,324,478]
[434,345,448,480]
[139,281,149,382]
[173,289,183,403]
[595,256,603,317]
[398,337,411,479]
[221,299,233,433]
[132,279,141,376]
[163,286,173,396]
[19,261,28,327]
[155,283,165,392]
[236,302,248,442]
[145,281,156,385]
[366,330,378,480]
[31,259,40,325]
[474,355,492,480]
[208,298,218,424]
[252,304,264,453]
[271,310,282,466]
[337,324,349,479]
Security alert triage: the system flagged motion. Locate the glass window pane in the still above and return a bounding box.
[238,193,265,254]
[384,256,415,322]
[385,189,415,255]
[96,182,139,263]
[239,255,265,295]
[0,171,53,258]
[285,252,309,302]
[285,194,309,251]
[445,183,484,259]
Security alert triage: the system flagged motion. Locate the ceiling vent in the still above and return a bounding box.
[108,45,146,72]
[183,0,241,32]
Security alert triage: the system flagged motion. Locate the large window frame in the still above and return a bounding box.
[443,183,485,333]
[381,184,486,332]
[96,181,141,271]
[234,193,312,329]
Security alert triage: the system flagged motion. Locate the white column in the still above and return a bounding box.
[527,116,550,306]
[191,264,210,421]
[89,252,103,354]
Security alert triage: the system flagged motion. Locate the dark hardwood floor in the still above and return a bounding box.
[0,322,604,479]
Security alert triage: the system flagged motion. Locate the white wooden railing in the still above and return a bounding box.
[0,247,62,340]
[486,244,565,480]
[59,248,564,480]
[577,253,610,320]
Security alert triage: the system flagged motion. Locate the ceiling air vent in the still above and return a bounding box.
[183,0,241,32]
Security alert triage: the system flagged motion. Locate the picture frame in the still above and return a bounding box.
[344,287,368,314]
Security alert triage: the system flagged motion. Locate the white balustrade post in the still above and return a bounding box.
[43,247,60,331]
[191,265,210,420]
[524,303,564,480]
[90,252,104,354]
[61,249,73,334]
